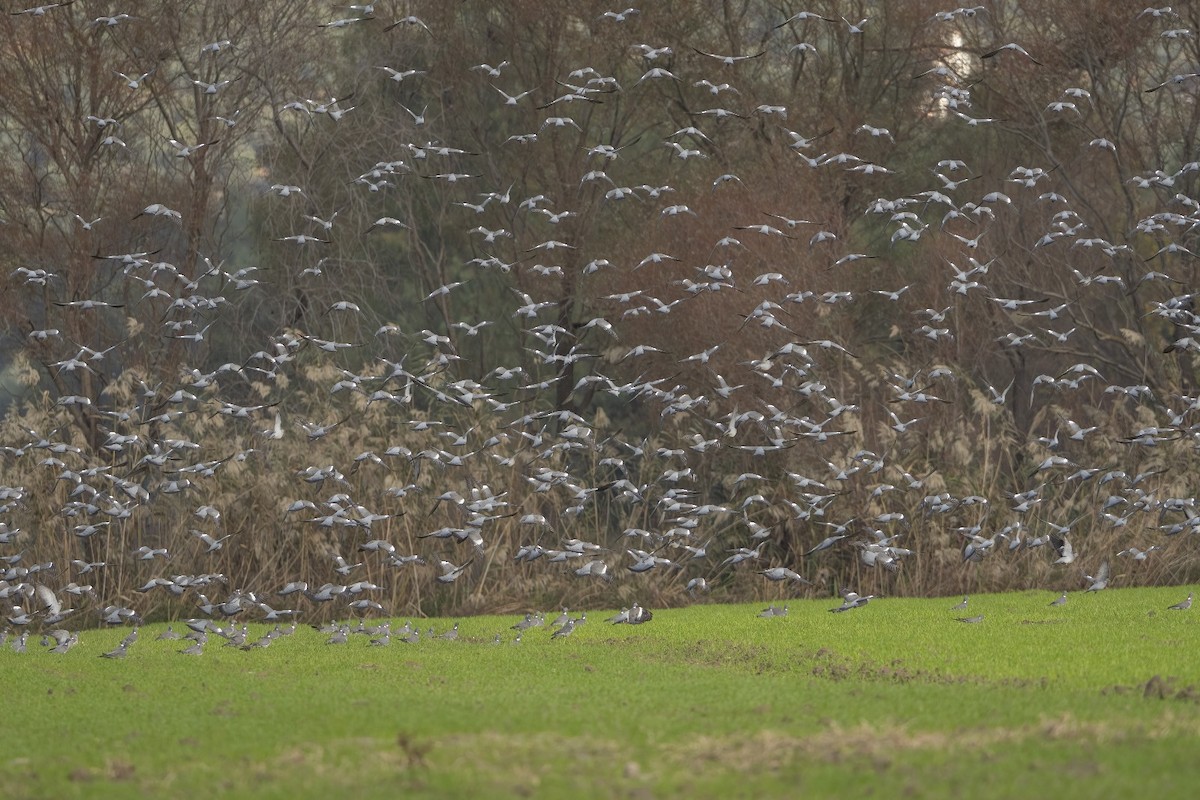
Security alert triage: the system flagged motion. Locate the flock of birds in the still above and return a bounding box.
[3,3,1200,658]
[0,599,656,656]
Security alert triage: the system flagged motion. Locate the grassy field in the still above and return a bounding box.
[4,587,1200,799]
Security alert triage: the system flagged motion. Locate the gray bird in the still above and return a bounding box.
[951,595,969,611]
[45,629,79,653]
[830,592,875,613]
[191,529,232,552]
[305,584,347,602]
[955,615,985,624]
[100,643,128,659]
[1168,592,1193,610]
[758,567,812,585]
[1085,561,1110,592]
[512,612,544,631]
[32,584,62,617]
[436,558,473,584]
[99,606,141,626]
[1050,592,1068,607]
[804,534,849,557]
[573,559,612,582]
[7,606,34,626]
[1051,534,1075,565]
[611,604,652,625]
[627,604,652,624]
[182,628,209,644]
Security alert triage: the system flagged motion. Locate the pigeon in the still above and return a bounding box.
[100,643,128,659]
[612,604,653,624]
[436,559,473,584]
[758,567,812,585]
[627,605,652,624]
[1168,593,1193,611]
[45,629,79,653]
[830,592,875,613]
[1051,535,1075,565]
[801,534,849,561]
[1085,561,1111,592]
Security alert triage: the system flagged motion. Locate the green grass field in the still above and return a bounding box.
[5,587,1200,799]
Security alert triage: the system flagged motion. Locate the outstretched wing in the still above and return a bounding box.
[33,583,61,616]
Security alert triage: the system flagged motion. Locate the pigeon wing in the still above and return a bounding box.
[33,584,61,616]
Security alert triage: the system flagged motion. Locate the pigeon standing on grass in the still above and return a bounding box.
[629,605,652,624]
[156,625,182,640]
[100,642,127,659]
[612,603,653,624]
[1168,593,1193,610]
